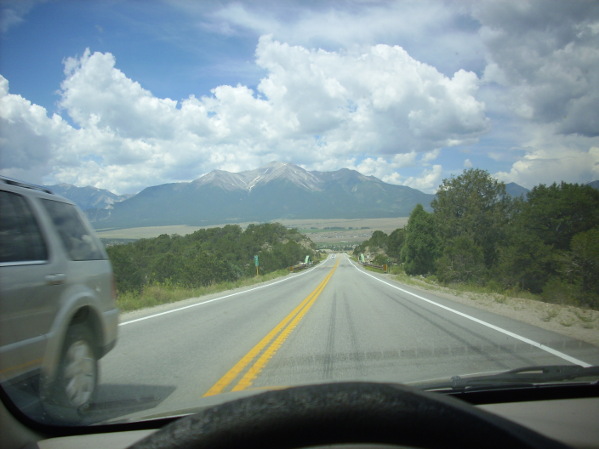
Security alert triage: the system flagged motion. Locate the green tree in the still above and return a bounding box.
[386,227,405,261]
[369,230,389,250]
[436,236,485,284]
[372,253,389,266]
[150,252,181,285]
[497,230,553,292]
[106,244,145,292]
[519,182,599,250]
[496,182,599,298]
[353,230,388,258]
[401,204,437,275]
[106,222,315,293]
[570,227,599,307]
[432,169,511,270]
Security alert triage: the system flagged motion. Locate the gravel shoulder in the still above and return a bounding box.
[398,275,599,348]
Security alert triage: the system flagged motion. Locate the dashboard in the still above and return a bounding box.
[2,384,598,449]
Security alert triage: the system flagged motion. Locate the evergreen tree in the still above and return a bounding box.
[401,204,437,275]
[106,223,316,293]
[386,228,405,261]
[497,230,553,292]
[570,227,599,307]
[432,169,511,274]
[436,235,485,283]
[519,182,599,250]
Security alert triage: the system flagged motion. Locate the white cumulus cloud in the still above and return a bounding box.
[60,49,179,140]
[4,1,597,196]
[1,39,488,193]
[0,75,70,180]
[494,130,599,188]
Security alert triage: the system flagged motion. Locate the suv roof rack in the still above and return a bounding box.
[0,176,54,195]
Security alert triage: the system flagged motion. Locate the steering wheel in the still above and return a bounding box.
[129,382,568,449]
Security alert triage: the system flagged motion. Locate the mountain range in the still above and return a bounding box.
[47,183,130,211]
[80,162,435,228]
[47,162,597,229]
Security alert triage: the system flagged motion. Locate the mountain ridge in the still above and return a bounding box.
[193,162,325,192]
[83,163,435,228]
[46,184,130,211]
[47,164,597,229]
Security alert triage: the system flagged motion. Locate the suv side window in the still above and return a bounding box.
[0,191,48,264]
[41,199,106,261]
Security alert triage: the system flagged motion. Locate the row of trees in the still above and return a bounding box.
[354,169,599,308]
[107,223,318,293]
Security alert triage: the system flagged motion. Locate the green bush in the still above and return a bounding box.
[108,223,316,295]
[541,278,580,306]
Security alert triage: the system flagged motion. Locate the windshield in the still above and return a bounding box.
[0,0,598,427]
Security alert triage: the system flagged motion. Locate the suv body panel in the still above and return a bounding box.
[0,177,118,388]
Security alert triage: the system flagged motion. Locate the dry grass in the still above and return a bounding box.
[117,269,291,312]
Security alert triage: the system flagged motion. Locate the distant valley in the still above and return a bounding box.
[95,217,410,245]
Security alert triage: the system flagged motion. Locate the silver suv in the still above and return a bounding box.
[0,176,118,421]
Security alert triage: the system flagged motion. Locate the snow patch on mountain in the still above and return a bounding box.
[195,162,324,192]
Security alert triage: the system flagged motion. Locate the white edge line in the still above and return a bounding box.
[120,258,330,326]
[348,258,591,367]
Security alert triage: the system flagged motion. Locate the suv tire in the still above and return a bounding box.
[43,324,98,422]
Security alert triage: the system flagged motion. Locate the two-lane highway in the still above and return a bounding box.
[93,254,599,422]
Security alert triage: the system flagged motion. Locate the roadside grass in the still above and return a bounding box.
[390,270,550,306]
[574,309,597,328]
[355,260,521,305]
[382,266,598,331]
[362,265,388,274]
[116,269,291,312]
[542,308,560,323]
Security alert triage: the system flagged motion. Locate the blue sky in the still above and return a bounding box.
[1,0,598,194]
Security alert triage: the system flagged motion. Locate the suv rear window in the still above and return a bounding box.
[0,191,48,263]
[41,199,106,261]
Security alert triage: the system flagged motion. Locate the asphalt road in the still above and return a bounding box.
[93,254,599,423]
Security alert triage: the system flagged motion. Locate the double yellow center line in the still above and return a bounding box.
[203,260,339,396]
